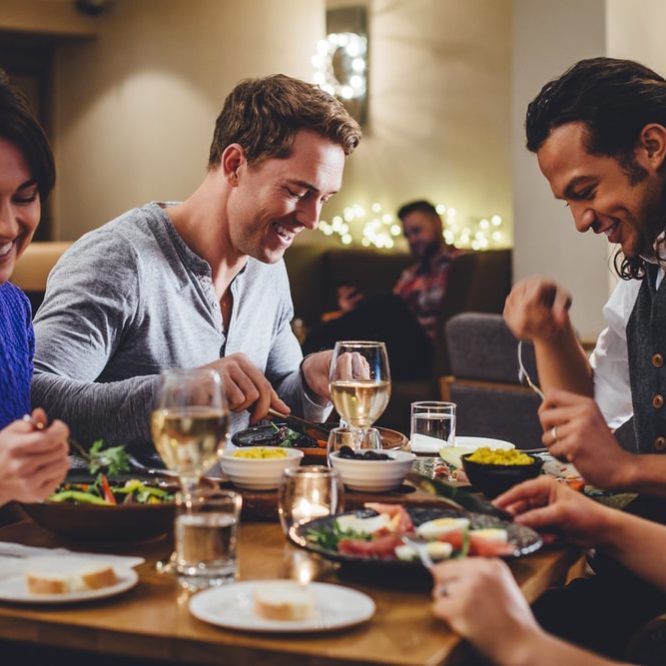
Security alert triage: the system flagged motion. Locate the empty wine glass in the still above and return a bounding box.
[151,367,228,574]
[328,341,391,451]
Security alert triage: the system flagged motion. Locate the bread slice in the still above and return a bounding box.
[253,580,316,621]
[24,557,119,594]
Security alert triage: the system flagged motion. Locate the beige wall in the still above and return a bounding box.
[327,0,513,244]
[511,0,608,340]
[52,0,325,239]
[49,0,512,246]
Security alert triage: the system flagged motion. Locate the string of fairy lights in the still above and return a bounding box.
[317,203,508,250]
[311,35,507,251]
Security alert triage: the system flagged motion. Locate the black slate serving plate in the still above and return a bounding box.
[288,506,542,572]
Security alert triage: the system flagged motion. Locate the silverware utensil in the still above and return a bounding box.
[266,408,332,439]
[517,340,544,400]
[406,472,514,522]
[400,535,434,570]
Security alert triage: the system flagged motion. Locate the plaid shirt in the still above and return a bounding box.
[393,248,459,339]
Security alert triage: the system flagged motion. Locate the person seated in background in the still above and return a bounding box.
[31,74,361,453]
[303,200,458,379]
[392,200,461,339]
[0,69,69,507]
[331,200,461,338]
[432,476,666,666]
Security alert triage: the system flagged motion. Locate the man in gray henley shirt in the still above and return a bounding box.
[31,74,362,451]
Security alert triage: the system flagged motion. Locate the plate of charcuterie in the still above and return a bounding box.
[288,503,542,571]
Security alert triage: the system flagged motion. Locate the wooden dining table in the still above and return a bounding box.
[0,509,580,666]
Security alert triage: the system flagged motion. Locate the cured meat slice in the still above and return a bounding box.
[363,502,414,533]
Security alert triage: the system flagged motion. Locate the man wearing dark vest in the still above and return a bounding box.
[503,57,666,659]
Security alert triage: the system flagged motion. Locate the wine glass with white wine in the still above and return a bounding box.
[151,367,228,573]
[329,341,391,451]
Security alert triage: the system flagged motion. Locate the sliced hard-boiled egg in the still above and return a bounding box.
[395,544,417,561]
[426,541,453,560]
[416,517,470,540]
[394,541,454,562]
[336,513,392,535]
[470,528,508,543]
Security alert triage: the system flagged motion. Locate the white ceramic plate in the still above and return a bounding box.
[436,438,516,470]
[410,434,515,454]
[190,580,375,633]
[0,568,139,604]
[455,436,515,451]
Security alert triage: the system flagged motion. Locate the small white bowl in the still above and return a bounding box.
[219,447,303,491]
[329,450,416,493]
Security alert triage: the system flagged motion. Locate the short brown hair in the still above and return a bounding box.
[397,199,440,222]
[208,74,361,168]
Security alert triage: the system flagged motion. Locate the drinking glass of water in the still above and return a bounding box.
[175,488,242,590]
[410,401,456,453]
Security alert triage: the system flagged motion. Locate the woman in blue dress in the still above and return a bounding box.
[0,69,69,506]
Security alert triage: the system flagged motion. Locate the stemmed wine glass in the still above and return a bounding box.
[151,367,228,572]
[328,341,391,450]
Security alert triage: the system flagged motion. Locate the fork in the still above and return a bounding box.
[23,415,92,462]
[517,340,545,401]
[400,535,434,571]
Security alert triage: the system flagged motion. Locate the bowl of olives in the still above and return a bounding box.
[328,447,416,493]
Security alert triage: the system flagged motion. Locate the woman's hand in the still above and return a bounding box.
[494,475,615,548]
[0,409,70,506]
[432,558,543,665]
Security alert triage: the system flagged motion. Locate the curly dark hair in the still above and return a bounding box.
[525,57,666,279]
[208,74,361,169]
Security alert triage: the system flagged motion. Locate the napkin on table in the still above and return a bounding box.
[0,541,144,579]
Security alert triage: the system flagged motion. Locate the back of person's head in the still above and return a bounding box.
[397,200,440,222]
[0,69,55,202]
[526,57,666,159]
[208,74,362,169]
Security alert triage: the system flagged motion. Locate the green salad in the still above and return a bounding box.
[49,440,175,506]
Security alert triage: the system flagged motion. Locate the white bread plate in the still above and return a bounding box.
[190,580,375,633]
[0,556,138,604]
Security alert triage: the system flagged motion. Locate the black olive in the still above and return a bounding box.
[338,445,355,458]
[358,450,390,460]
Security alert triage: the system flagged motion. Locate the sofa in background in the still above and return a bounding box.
[11,241,72,315]
[284,245,513,434]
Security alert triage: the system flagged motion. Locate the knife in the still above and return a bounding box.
[266,408,332,441]
[406,472,513,522]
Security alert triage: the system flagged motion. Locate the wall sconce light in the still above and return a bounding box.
[312,6,368,126]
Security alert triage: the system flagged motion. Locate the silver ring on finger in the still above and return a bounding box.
[435,583,449,598]
[550,426,558,442]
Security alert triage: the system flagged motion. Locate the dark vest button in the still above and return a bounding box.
[652,353,664,368]
[655,437,666,452]
[653,394,665,409]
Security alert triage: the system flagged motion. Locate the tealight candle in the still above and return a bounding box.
[291,497,331,524]
[278,466,344,535]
